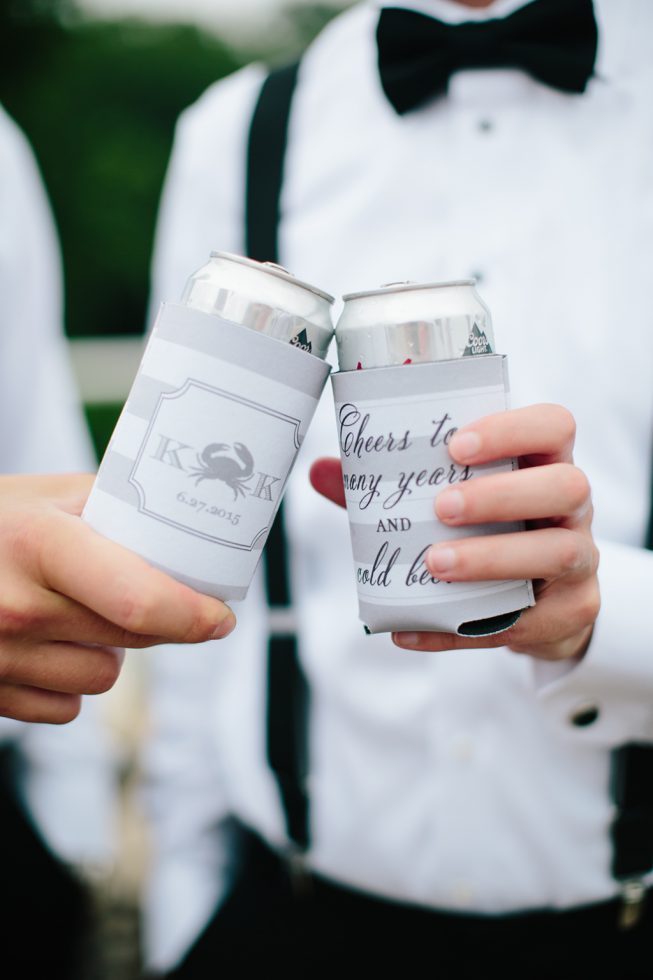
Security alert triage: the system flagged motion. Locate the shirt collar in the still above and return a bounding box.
[375,0,530,24]
[591,0,636,83]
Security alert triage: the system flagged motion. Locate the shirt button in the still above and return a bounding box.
[478,118,493,133]
[570,702,600,727]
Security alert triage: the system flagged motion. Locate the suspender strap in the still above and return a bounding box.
[646,464,653,554]
[266,634,310,851]
[245,62,310,852]
[611,744,653,879]
[609,493,653,914]
[245,62,300,265]
[609,467,653,920]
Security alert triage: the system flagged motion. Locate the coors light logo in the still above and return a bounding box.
[289,328,312,354]
[463,322,492,356]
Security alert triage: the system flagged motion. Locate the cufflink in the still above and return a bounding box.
[569,702,600,727]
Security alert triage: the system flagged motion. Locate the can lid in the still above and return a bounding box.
[342,279,476,302]
[209,250,335,305]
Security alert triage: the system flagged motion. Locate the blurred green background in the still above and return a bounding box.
[1,0,347,457]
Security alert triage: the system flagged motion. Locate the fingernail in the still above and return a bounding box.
[210,612,236,639]
[392,632,420,648]
[427,546,456,574]
[436,489,464,521]
[451,430,481,462]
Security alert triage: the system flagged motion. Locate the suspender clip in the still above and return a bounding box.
[285,845,313,898]
[618,877,647,930]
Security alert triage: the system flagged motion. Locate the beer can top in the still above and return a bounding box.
[335,278,494,370]
[342,279,476,302]
[210,251,335,305]
[183,251,335,359]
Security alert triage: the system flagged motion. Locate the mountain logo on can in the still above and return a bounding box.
[464,322,492,356]
[290,328,313,354]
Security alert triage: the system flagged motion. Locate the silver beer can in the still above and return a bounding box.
[82,252,334,601]
[183,251,334,359]
[331,278,533,636]
[336,279,493,370]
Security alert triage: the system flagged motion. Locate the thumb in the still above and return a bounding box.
[309,458,346,508]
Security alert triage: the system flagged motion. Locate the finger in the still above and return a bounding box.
[425,527,599,583]
[9,586,182,649]
[0,472,95,516]
[392,629,513,653]
[48,473,96,516]
[448,404,576,468]
[35,512,236,643]
[0,642,124,696]
[1,580,214,650]
[0,683,82,725]
[505,578,600,659]
[434,463,592,528]
[309,457,346,508]
[393,577,600,659]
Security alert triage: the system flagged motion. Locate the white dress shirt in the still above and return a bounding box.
[143,1,653,968]
[0,105,116,866]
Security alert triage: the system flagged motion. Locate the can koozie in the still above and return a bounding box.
[83,302,331,600]
[331,354,535,635]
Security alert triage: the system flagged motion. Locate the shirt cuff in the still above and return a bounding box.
[531,539,653,747]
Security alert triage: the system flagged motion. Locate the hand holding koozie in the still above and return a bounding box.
[311,399,598,661]
[399,402,598,660]
[329,279,534,636]
[312,278,598,662]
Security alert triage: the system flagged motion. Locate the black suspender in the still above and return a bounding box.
[611,744,653,925]
[244,60,653,900]
[609,513,653,924]
[245,62,311,853]
[245,62,300,266]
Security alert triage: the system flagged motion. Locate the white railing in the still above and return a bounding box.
[69,336,145,403]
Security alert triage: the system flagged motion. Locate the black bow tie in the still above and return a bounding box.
[377,0,599,115]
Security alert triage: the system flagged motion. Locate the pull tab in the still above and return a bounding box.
[618,877,647,930]
[263,260,293,275]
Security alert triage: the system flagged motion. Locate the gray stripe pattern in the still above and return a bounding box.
[148,562,249,602]
[340,441,508,506]
[86,302,332,600]
[125,374,178,421]
[156,303,331,396]
[350,517,524,558]
[333,354,534,634]
[332,353,508,402]
[96,451,141,507]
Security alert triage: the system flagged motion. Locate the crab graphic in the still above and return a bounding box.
[188,442,255,499]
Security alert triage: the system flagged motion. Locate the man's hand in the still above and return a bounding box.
[310,404,600,662]
[0,474,236,724]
